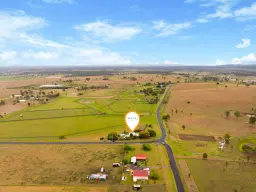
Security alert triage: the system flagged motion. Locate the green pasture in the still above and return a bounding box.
[0,83,164,141]
[82,98,156,114]
[0,113,159,141]
[0,75,35,80]
[4,108,98,121]
[0,115,125,139]
[30,97,85,111]
[82,88,122,97]
[186,159,256,192]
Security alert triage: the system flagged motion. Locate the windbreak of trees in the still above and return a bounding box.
[202,76,220,82]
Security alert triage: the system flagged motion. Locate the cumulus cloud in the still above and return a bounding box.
[20,34,69,48]
[153,20,192,37]
[236,39,251,48]
[0,11,132,66]
[234,3,256,17]
[216,59,226,65]
[164,60,179,65]
[232,53,256,64]
[23,50,59,60]
[0,10,47,39]
[0,51,17,61]
[74,21,141,43]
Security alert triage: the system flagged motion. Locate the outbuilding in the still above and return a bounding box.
[136,154,147,161]
[89,173,107,181]
[131,156,137,164]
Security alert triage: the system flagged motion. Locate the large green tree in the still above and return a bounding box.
[249,116,256,127]
[107,132,118,141]
[234,111,241,120]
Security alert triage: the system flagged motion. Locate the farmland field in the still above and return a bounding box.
[0,79,162,141]
[165,83,256,136]
[164,81,256,191]
[186,159,256,192]
[30,97,86,110]
[0,145,123,185]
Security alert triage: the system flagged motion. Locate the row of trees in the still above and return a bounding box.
[225,111,241,119]
[107,129,156,141]
[225,110,256,126]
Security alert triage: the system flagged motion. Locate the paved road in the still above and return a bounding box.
[156,87,185,192]
[0,86,185,192]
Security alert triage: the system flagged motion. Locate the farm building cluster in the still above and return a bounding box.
[88,154,150,186]
[119,132,139,139]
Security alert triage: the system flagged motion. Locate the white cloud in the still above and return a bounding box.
[197,18,209,23]
[153,20,192,37]
[0,10,133,66]
[42,0,75,4]
[23,50,59,60]
[0,10,47,39]
[194,1,256,22]
[206,10,233,19]
[232,53,256,64]
[164,60,179,65]
[74,21,141,43]
[234,3,256,17]
[193,0,249,23]
[20,34,69,48]
[0,51,17,61]
[231,58,242,64]
[216,59,226,65]
[236,39,251,48]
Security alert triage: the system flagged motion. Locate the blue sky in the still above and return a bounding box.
[0,0,256,66]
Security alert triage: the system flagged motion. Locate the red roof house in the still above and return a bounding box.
[133,170,149,182]
[136,154,147,160]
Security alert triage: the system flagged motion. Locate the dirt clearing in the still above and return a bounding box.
[178,134,216,142]
[166,83,256,136]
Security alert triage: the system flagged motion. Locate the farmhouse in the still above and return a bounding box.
[131,154,147,164]
[119,132,139,139]
[132,170,149,182]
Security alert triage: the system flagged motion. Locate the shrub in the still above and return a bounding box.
[182,125,186,130]
[122,158,129,165]
[124,144,134,152]
[139,130,150,139]
[148,129,156,137]
[150,170,159,180]
[142,144,152,151]
[203,153,208,159]
[100,137,104,140]
[59,135,66,140]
